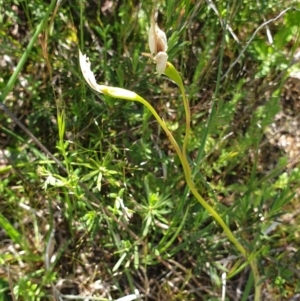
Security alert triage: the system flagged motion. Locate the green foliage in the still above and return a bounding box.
[1,0,300,300]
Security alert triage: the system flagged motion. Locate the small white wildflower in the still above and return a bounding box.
[43,175,64,189]
[148,17,168,75]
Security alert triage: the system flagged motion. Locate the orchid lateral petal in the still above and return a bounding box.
[154,52,168,75]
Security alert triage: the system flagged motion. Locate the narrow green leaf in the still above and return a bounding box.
[0,213,22,245]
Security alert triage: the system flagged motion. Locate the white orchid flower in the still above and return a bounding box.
[79,50,138,100]
[79,50,106,93]
[148,17,168,75]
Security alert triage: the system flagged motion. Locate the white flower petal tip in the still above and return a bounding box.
[154,51,168,75]
[79,50,105,93]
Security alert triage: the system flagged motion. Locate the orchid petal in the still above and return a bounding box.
[79,50,106,93]
[154,51,168,75]
[148,20,168,55]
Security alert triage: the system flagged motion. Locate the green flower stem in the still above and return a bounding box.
[143,91,262,300]
[164,63,191,173]
[181,83,190,164]
[102,86,246,258]
[101,86,189,175]
[164,62,245,251]
[164,63,261,301]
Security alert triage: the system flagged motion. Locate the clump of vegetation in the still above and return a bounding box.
[1,1,300,300]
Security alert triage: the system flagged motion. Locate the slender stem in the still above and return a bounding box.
[134,95,247,256]
[164,63,261,300]
[179,78,191,168]
[164,63,191,175]
[251,261,261,301]
[137,93,263,299]
[104,86,248,261]
[135,96,190,174]
[165,63,261,299]
[0,0,58,103]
